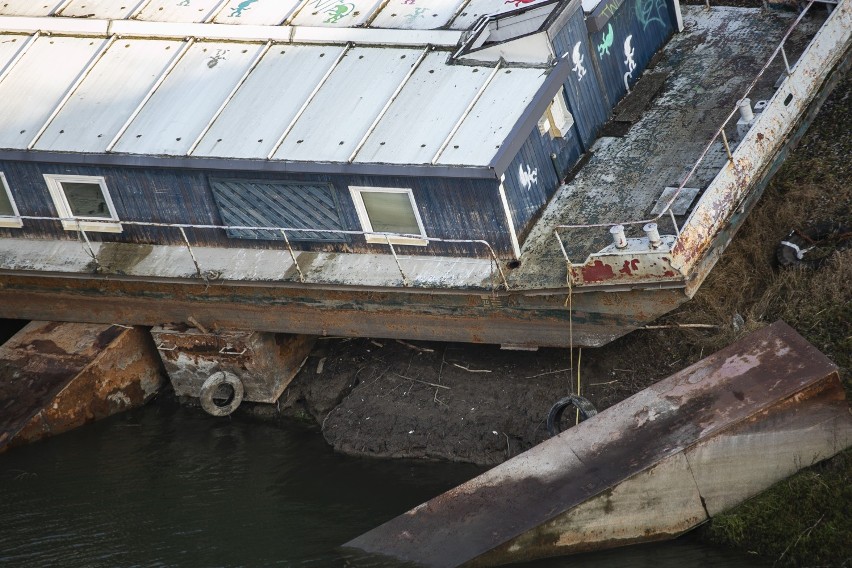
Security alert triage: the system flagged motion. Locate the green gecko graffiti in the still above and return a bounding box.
[230,0,259,17]
[404,6,427,24]
[324,2,355,22]
[597,23,614,57]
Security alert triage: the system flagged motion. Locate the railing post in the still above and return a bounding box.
[721,129,734,161]
[75,220,100,271]
[385,235,411,287]
[178,227,204,280]
[280,229,306,283]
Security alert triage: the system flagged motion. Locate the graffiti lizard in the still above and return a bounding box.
[505,0,536,7]
[230,0,259,17]
[571,41,587,81]
[324,3,354,23]
[597,23,614,58]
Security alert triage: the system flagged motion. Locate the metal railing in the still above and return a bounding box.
[14,215,510,292]
[552,0,819,267]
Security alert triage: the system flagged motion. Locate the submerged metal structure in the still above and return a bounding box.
[0,0,848,353]
[345,321,852,566]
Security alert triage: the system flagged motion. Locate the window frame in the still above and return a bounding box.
[0,172,23,229]
[43,174,122,233]
[538,89,575,139]
[349,186,428,247]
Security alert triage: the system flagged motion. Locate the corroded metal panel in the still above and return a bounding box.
[370,0,465,29]
[35,39,181,154]
[272,46,423,163]
[0,322,164,453]
[345,322,852,566]
[112,40,265,156]
[0,35,101,150]
[435,67,548,167]
[567,238,682,285]
[354,52,492,165]
[193,44,347,159]
[150,326,316,403]
[212,0,302,25]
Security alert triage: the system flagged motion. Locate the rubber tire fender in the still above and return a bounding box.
[199,371,244,417]
[546,394,598,437]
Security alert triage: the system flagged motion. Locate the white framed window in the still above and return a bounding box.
[349,187,427,246]
[538,89,575,139]
[43,174,122,233]
[0,172,23,229]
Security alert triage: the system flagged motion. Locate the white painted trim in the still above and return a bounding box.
[43,174,122,233]
[0,16,108,35]
[0,172,23,229]
[498,176,521,259]
[349,186,428,246]
[672,0,684,32]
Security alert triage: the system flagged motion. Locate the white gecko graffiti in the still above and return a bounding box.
[623,35,636,91]
[519,164,538,190]
[571,42,587,82]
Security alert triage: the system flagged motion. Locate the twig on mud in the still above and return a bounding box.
[451,363,492,373]
[370,340,384,348]
[434,348,449,408]
[641,323,719,330]
[612,368,635,373]
[590,380,619,386]
[523,368,571,379]
[774,514,825,567]
[396,339,434,353]
[503,432,511,459]
[394,373,451,390]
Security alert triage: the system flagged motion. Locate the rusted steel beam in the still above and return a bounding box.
[0,322,164,453]
[0,275,686,348]
[344,321,852,567]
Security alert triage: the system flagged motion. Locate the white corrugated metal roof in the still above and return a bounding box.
[211,0,301,25]
[0,1,63,17]
[57,0,139,19]
[112,41,266,156]
[289,0,385,27]
[133,0,224,22]
[34,39,181,153]
[450,0,550,30]
[0,1,559,170]
[193,44,347,159]
[369,0,466,29]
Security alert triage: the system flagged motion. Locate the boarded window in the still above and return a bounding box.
[350,186,427,246]
[43,174,121,233]
[0,172,23,228]
[210,179,347,242]
[538,89,575,139]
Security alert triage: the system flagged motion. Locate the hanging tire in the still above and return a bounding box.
[199,371,244,417]
[776,222,851,269]
[546,394,598,437]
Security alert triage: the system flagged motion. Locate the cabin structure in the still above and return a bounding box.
[0,0,848,353]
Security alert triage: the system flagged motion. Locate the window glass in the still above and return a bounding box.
[61,182,112,218]
[0,187,13,217]
[361,191,421,235]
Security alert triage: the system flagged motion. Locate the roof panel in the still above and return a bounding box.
[273,46,422,163]
[0,35,102,150]
[211,0,301,25]
[0,1,63,16]
[436,66,546,166]
[112,41,265,156]
[449,0,550,29]
[0,33,30,72]
[194,44,347,159]
[35,39,182,153]
[289,0,384,27]
[133,0,224,22]
[56,0,139,19]
[355,52,492,165]
[369,0,466,29]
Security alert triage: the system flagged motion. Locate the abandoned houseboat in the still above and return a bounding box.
[0,0,848,356]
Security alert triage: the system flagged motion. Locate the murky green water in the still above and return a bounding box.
[0,403,766,567]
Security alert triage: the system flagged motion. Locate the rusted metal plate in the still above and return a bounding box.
[0,322,164,453]
[150,325,316,403]
[344,322,852,567]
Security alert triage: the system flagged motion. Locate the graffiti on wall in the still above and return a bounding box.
[635,0,668,30]
[229,0,259,17]
[404,7,428,24]
[305,0,356,22]
[597,23,614,57]
[623,35,636,91]
[505,0,538,7]
[519,164,539,190]
[571,42,587,81]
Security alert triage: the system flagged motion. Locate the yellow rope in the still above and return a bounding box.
[576,347,582,425]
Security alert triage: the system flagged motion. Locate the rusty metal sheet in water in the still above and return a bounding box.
[344,321,848,567]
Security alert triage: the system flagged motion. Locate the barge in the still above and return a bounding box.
[0,0,848,351]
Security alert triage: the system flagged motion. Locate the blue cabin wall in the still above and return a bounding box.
[501,114,582,242]
[550,7,612,150]
[0,160,515,258]
[587,0,676,108]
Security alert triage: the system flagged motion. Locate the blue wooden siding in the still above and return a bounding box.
[0,161,514,258]
[588,0,675,109]
[502,118,582,242]
[551,8,612,150]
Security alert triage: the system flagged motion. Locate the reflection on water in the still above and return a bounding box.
[0,403,765,567]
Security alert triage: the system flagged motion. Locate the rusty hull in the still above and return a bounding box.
[344,321,852,567]
[0,321,164,453]
[150,325,316,403]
